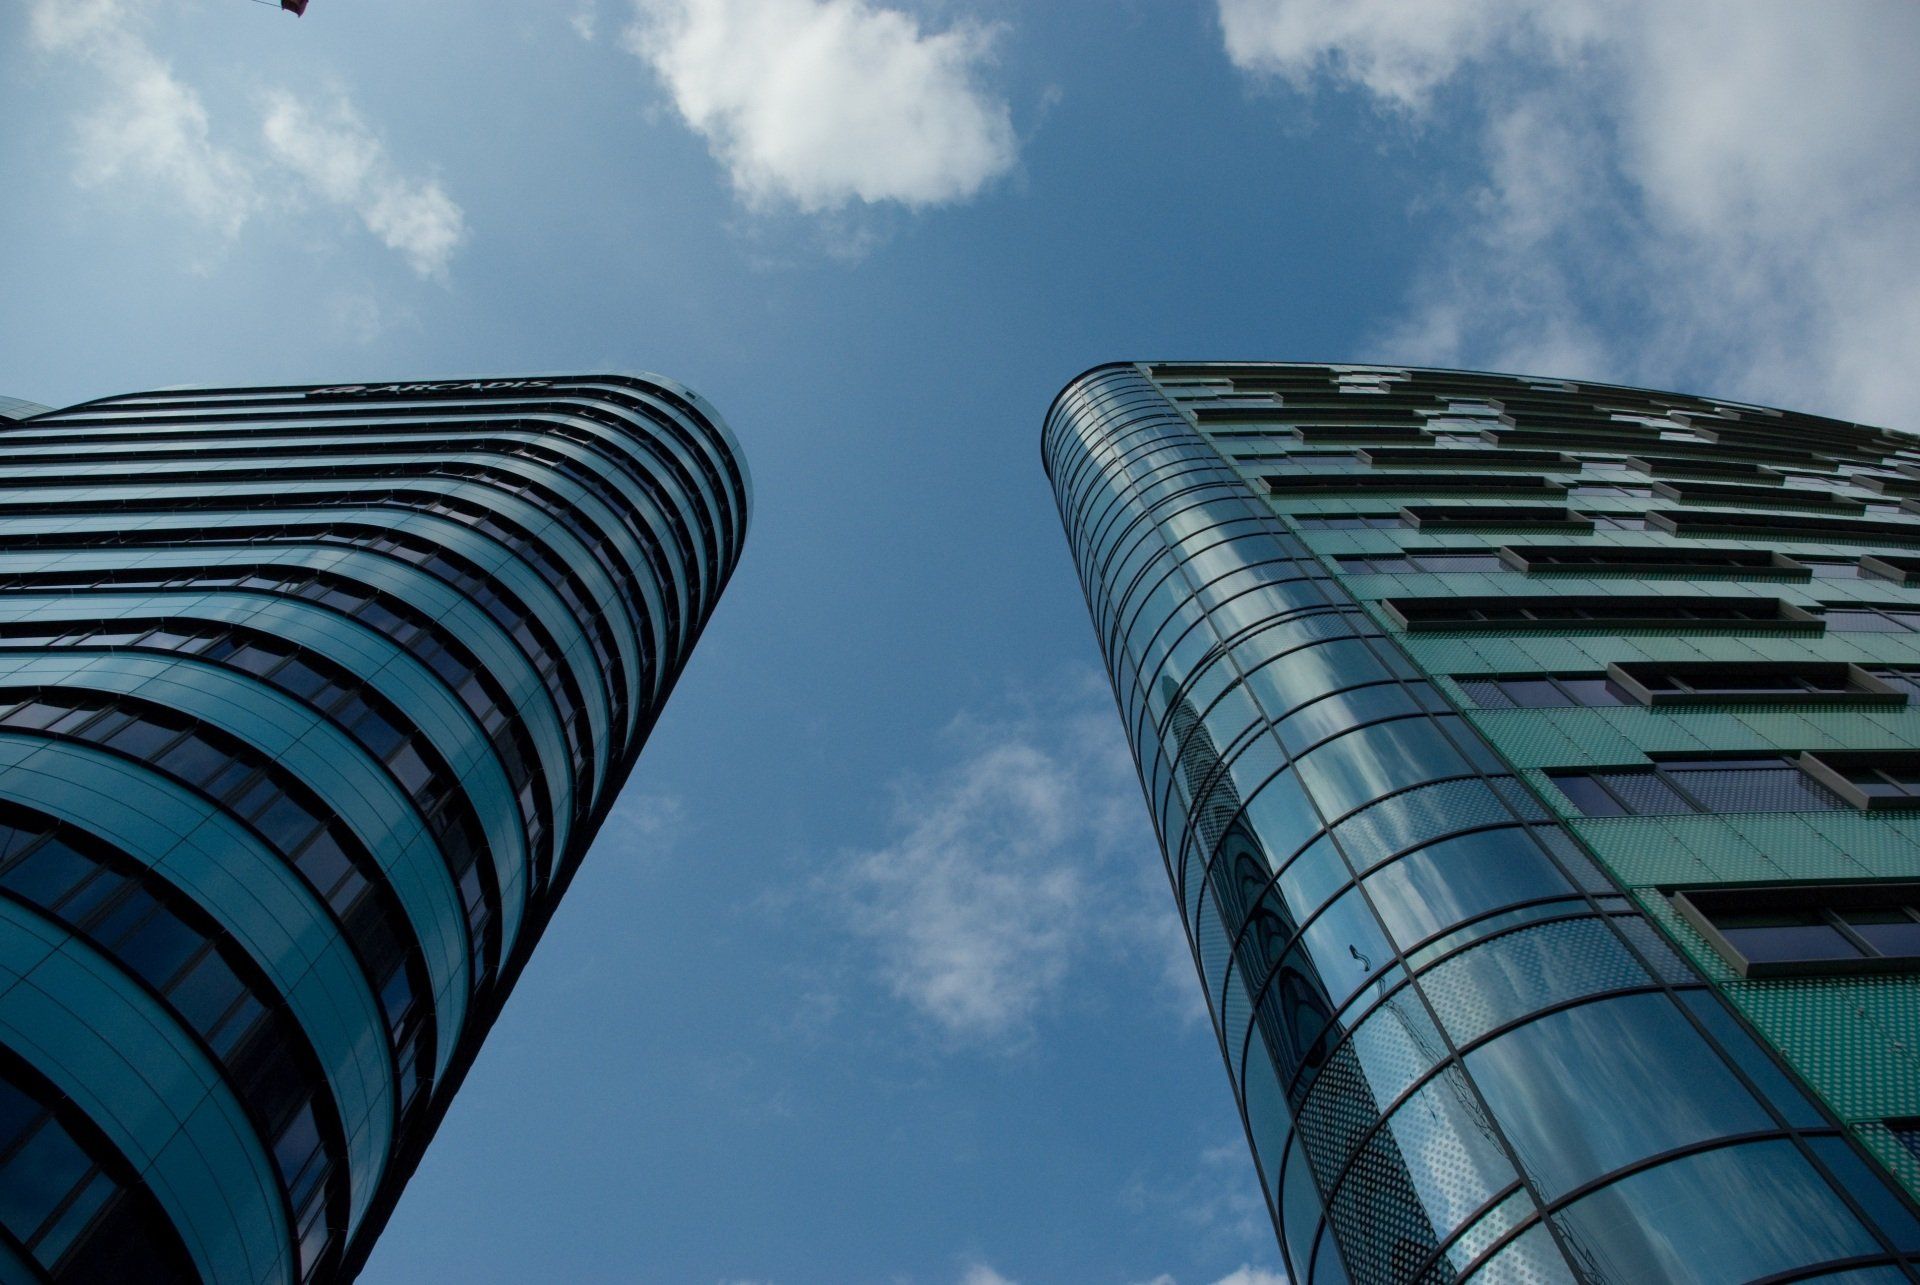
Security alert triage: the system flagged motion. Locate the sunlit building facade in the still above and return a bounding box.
[0,375,747,1283]
[1045,361,1920,1283]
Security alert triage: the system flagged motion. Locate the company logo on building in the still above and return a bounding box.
[307,379,556,398]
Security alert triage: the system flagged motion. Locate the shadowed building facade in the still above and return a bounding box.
[1044,362,1920,1283]
[0,376,747,1282]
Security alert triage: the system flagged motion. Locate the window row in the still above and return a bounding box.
[0,807,342,1278]
[1462,662,1916,709]
[1674,883,1920,977]
[0,689,433,1123]
[0,1053,198,1282]
[1546,752,1920,819]
[0,564,556,885]
[0,519,594,795]
[0,617,503,989]
[1383,594,1815,632]
[1293,508,1654,533]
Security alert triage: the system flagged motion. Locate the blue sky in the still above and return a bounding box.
[4,2,1918,1282]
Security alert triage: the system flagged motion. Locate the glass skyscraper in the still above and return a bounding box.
[0,375,747,1283]
[1045,362,1920,1283]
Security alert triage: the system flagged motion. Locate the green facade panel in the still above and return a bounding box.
[1050,360,1920,1280]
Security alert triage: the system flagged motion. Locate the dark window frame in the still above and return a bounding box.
[1381,595,1821,634]
[1670,882,1920,978]
[1606,661,1905,709]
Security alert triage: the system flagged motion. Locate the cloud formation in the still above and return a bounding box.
[1218,0,1920,426]
[261,93,468,279]
[28,0,467,279]
[30,0,259,237]
[832,683,1160,1043]
[625,0,1018,211]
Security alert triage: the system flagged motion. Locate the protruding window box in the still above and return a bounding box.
[1380,595,1822,634]
[1606,661,1905,708]
[1855,475,1920,499]
[1191,401,1286,424]
[1357,447,1570,471]
[1670,882,1920,978]
[1495,545,1810,580]
[1292,424,1429,444]
[1398,504,1592,532]
[1624,455,1780,482]
[1260,473,1565,498]
[1859,554,1920,586]
[1799,752,1920,812]
[1649,509,1920,543]
[1650,480,1866,513]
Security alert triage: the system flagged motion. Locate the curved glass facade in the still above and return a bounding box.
[0,375,747,1283]
[1044,362,1920,1284]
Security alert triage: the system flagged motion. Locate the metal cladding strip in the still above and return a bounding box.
[0,376,750,1284]
[1043,364,1920,1285]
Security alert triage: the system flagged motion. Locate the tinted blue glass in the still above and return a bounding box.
[1364,827,1573,948]
[1718,915,1861,964]
[1277,1137,1320,1274]
[1296,883,1392,1008]
[1239,770,1320,874]
[1466,993,1770,1199]
[0,1119,90,1242]
[1294,719,1473,820]
[1676,991,1826,1129]
[1552,1140,1880,1283]
[1805,1136,1920,1253]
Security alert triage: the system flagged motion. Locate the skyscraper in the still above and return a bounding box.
[1045,361,1920,1283]
[0,375,747,1283]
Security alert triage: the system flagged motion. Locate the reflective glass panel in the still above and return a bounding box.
[1717,913,1862,964]
[1552,1140,1879,1284]
[1466,993,1769,1199]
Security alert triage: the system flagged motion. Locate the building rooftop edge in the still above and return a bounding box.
[1038,360,1906,461]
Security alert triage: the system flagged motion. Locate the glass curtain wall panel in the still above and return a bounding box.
[0,375,748,1284]
[1044,361,1920,1284]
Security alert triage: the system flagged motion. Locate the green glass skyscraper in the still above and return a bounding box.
[1045,361,1920,1283]
[0,375,747,1282]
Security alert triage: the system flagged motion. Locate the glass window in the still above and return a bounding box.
[101,717,179,761]
[1590,770,1693,816]
[1551,676,1631,707]
[1295,718,1473,820]
[1457,678,1514,710]
[1466,992,1770,1200]
[155,734,227,787]
[1685,883,1920,976]
[1550,774,1628,817]
[114,906,203,987]
[1842,907,1920,957]
[1720,910,1866,960]
[1665,761,1842,812]
[0,839,96,908]
[1552,1140,1880,1284]
[0,1117,91,1245]
[1294,883,1392,1008]
[1365,827,1574,948]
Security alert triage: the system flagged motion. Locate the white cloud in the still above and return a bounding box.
[1207,1271,1286,1285]
[831,682,1157,1043]
[1219,0,1920,426]
[960,1267,1018,1285]
[261,93,468,279]
[1124,1269,1286,1285]
[624,0,1018,211]
[30,0,259,237]
[571,2,600,41]
[27,0,467,278]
